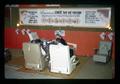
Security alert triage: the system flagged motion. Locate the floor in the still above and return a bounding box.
[5,56,114,79]
[5,64,60,79]
[74,58,113,79]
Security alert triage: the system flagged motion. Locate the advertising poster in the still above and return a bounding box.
[19,8,111,28]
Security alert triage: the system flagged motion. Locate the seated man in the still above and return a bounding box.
[53,34,75,57]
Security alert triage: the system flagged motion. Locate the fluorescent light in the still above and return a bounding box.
[5,4,19,7]
[46,4,60,7]
[5,5,10,7]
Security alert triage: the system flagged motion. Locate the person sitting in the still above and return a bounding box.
[55,34,67,45]
[53,34,74,57]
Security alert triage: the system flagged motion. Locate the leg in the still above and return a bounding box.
[70,48,74,57]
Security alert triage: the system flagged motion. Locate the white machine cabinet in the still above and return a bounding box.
[49,44,77,74]
[23,42,47,70]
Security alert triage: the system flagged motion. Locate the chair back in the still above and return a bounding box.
[98,41,112,55]
[28,32,39,41]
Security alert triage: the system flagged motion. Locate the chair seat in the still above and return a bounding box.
[97,54,108,56]
[93,54,109,63]
[93,41,112,63]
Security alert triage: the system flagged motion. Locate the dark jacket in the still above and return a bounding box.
[56,38,67,45]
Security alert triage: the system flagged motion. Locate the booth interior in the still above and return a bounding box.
[4,4,115,79]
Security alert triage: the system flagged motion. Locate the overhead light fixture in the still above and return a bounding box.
[46,4,60,7]
[5,4,19,7]
[17,23,20,27]
[105,24,112,30]
[5,4,10,7]
[108,26,112,30]
[108,26,111,29]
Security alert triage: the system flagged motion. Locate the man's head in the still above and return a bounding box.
[55,34,62,39]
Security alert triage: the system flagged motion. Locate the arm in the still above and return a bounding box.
[67,42,77,49]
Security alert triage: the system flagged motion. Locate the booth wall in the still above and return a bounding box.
[4,28,115,60]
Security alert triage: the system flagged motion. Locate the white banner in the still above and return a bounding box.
[19,8,111,28]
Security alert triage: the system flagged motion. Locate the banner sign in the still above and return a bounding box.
[19,8,111,28]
